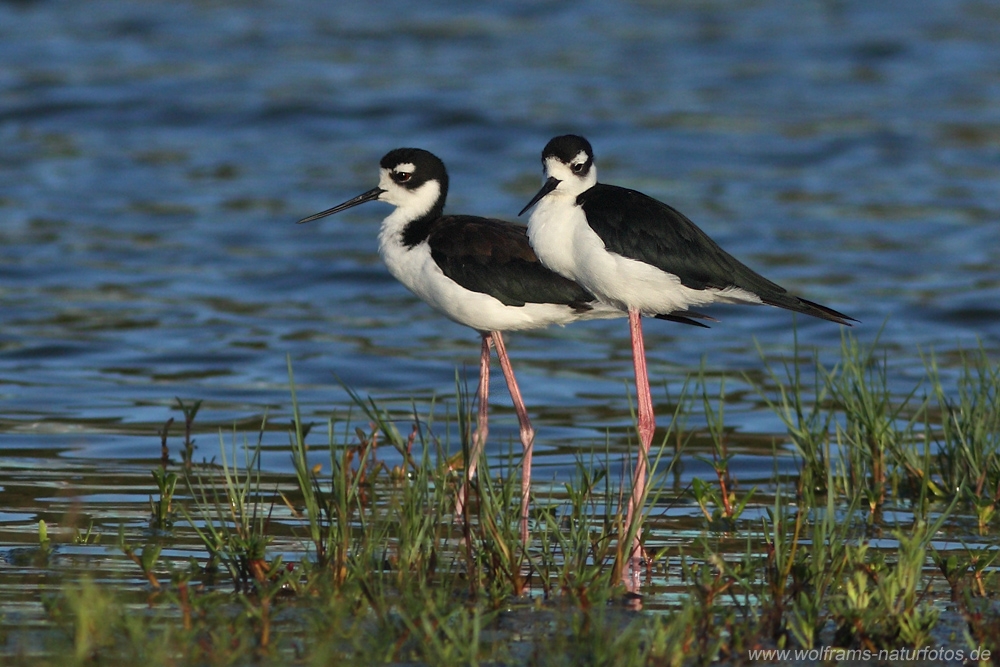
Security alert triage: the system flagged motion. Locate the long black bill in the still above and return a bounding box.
[517,176,560,217]
[296,187,385,224]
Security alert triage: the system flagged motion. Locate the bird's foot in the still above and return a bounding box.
[621,545,650,595]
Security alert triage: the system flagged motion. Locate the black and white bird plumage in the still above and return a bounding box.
[301,147,621,331]
[519,134,854,591]
[520,135,855,327]
[298,147,622,545]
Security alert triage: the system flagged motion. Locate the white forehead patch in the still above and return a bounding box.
[541,149,597,194]
[395,162,416,173]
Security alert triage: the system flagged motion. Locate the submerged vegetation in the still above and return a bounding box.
[2,333,1000,665]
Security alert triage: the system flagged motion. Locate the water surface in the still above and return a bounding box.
[1,0,998,592]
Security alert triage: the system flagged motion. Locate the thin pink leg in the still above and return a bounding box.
[623,308,655,592]
[456,333,492,519]
[492,330,535,545]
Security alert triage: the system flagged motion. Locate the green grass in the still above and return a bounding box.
[3,333,1000,665]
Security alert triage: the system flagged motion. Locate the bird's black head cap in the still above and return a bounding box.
[542,135,594,164]
[379,148,449,201]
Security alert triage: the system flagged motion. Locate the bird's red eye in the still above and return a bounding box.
[394,171,412,183]
[571,162,585,174]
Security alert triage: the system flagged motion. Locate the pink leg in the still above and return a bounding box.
[456,333,492,519]
[492,331,535,545]
[623,308,655,592]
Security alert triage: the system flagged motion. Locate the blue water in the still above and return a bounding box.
[1,0,998,481]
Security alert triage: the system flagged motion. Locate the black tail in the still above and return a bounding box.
[654,309,719,328]
[761,295,857,326]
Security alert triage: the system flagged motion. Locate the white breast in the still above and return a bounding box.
[378,211,620,333]
[527,195,761,314]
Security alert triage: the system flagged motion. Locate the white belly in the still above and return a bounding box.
[527,196,760,314]
[378,233,618,332]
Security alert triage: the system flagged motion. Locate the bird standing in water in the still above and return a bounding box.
[299,147,622,543]
[520,134,855,590]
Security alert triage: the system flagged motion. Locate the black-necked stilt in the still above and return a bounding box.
[519,134,855,588]
[298,147,622,542]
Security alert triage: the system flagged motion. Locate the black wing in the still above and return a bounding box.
[427,216,595,310]
[578,184,855,325]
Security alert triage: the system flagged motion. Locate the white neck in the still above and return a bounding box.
[376,170,442,247]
